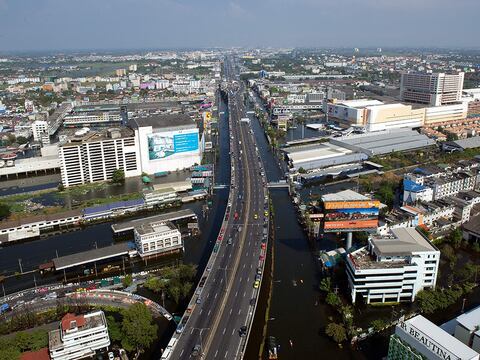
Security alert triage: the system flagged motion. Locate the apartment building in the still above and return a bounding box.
[59,128,141,187]
[63,111,122,127]
[401,72,464,106]
[346,228,440,304]
[404,164,479,204]
[134,221,182,257]
[49,311,110,360]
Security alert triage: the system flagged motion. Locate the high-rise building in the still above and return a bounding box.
[401,72,464,106]
[58,128,141,187]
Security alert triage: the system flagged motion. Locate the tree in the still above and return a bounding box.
[122,274,133,287]
[16,136,29,145]
[106,315,123,343]
[111,169,125,184]
[449,228,463,249]
[370,319,387,332]
[319,277,332,293]
[121,303,158,355]
[326,292,341,308]
[0,347,20,360]
[446,133,459,142]
[298,167,306,174]
[0,203,11,220]
[326,322,347,343]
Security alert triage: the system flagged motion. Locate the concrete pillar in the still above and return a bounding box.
[351,288,356,304]
[346,232,353,251]
[397,293,401,302]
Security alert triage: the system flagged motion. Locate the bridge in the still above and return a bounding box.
[267,181,290,189]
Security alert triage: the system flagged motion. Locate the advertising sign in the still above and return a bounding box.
[323,204,379,232]
[324,200,380,210]
[148,131,199,160]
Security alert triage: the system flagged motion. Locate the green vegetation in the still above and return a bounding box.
[325,322,347,344]
[120,303,158,356]
[370,318,388,332]
[144,264,197,304]
[111,169,125,184]
[0,203,11,220]
[122,274,133,287]
[415,285,471,314]
[0,330,48,360]
[326,292,342,308]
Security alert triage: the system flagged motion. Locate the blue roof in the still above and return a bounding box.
[83,198,145,215]
[403,179,426,193]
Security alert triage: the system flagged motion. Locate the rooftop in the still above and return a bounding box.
[135,221,177,236]
[397,315,479,360]
[322,189,370,202]
[129,113,196,130]
[371,227,438,256]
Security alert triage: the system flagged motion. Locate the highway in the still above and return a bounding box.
[164,56,269,359]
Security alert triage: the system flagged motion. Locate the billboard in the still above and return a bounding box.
[323,201,379,232]
[148,131,199,160]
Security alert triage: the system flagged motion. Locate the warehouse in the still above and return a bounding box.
[330,129,435,156]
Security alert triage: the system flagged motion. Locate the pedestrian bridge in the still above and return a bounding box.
[267,181,290,189]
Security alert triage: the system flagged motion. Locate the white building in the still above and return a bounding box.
[388,315,479,360]
[59,128,141,187]
[49,311,110,360]
[131,114,202,175]
[401,72,465,106]
[347,228,440,304]
[134,221,182,257]
[63,111,122,127]
[143,187,179,207]
[31,120,51,145]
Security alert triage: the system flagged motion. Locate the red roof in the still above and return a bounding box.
[61,313,86,331]
[20,347,50,360]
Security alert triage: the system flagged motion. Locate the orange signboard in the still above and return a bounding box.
[323,219,378,230]
[324,200,380,210]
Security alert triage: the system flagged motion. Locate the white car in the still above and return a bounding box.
[108,352,115,360]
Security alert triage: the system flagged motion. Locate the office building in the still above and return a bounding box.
[131,113,202,175]
[388,315,479,360]
[401,72,464,106]
[59,128,141,187]
[346,228,440,304]
[134,221,182,257]
[49,311,110,360]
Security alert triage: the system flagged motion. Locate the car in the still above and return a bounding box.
[261,243,266,250]
[254,214,258,220]
[176,324,185,334]
[249,298,256,306]
[257,267,262,275]
[108,352,115,360]
[255,274,261,281]
[259,255,265,261]
[227,238,232,245]
[234,212,239,220]
[196,297,201,304]
[264,210,268,216]
[253,280,260,289]
[192,344,201,357]
[239,325,247,337]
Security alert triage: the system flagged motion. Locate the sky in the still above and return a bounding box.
[0,0,479,52]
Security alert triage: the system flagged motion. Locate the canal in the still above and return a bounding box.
[247,98,377,359]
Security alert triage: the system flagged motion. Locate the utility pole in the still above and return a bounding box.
[18,258,23,274]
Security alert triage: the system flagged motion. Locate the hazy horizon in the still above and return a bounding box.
[0,0,479,52]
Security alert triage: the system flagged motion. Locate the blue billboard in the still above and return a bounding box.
[148,131,198,160]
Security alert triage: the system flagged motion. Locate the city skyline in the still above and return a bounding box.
[0,0,479,52]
